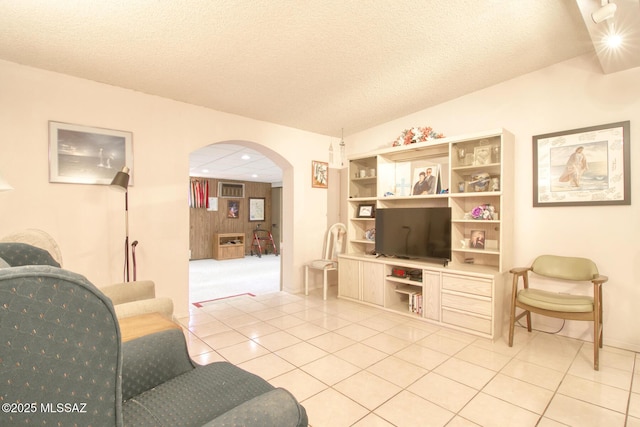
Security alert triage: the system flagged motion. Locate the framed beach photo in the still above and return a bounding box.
[533,121,630,206]
[49,121,133,185]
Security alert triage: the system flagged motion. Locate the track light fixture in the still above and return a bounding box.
[592,1,617,24]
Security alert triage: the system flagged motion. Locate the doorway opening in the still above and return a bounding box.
[188,141,291,304]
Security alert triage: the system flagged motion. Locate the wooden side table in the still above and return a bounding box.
[119,312,181,343]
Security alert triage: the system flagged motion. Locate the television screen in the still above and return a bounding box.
[375,207,451,261]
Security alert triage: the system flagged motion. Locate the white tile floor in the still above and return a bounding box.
[177,286,640,427]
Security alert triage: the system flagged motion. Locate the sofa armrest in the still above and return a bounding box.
[101,280,156,305]
[202,388,308,427]
[122,329,195,401]
[113,297,174,319]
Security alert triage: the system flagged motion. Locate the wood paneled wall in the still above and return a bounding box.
[189,178,273,260]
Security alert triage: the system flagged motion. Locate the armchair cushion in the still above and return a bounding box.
[101,280,174,319]
[102,280,156,305]
[0,242,61,267]
[123,360,307,427]
[517,288,594,312]
[201,388,308,427]
[122,330,194,401]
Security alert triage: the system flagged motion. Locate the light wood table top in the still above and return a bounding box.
[119,312,181,343]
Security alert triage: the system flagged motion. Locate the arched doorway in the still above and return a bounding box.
[187,141,292,303]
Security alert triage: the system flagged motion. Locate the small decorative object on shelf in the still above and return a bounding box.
[465,204,496,220]
[365,228,376,241]
[391,127,445,146]
[470,230,485,249]
[469,172,491,192]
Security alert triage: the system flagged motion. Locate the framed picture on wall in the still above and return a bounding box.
[49,121,133,185]
[311,160,328,188]
[249,197,265,221]
[227,200,239,218]
[533,121,630,206]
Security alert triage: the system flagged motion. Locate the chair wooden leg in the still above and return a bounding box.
[509,304,516,347]
[322,269,328,300]
[304,266,309,296]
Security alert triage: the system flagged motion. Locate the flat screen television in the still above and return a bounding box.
[375,207,451,264]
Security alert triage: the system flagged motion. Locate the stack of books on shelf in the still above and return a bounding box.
[409,293,422,315]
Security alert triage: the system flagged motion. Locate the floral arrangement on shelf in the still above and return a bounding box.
[464,204,496,220]
[391,127,445,146]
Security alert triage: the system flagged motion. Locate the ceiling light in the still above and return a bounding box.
[605,32,623,48]
[592,1,617,24]
[241,154,251,160]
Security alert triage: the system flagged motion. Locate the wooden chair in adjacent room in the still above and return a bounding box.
[508,254,607,370]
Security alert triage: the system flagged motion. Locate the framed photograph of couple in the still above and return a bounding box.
[411,163,441,195]
[532,121,630,207]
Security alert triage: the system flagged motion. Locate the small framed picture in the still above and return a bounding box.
[470,230,485,249]
[473,146,492,166]
[249,197,265,222]
[357,203,375,218]
[411,164,440,195]
[227,200,239,218]
[311,160,329,188]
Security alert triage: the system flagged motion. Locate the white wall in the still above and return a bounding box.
[0,59,333,318]
[346,54,640,351]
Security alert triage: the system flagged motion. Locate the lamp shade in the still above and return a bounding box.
[0,174,13,192]
[110,166,130,192]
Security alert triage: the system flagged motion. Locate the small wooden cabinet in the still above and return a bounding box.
[212,233,245,260]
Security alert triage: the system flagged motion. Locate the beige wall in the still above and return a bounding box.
[0,59,334,318]
[2,53,639,351]
[347,54,640,351]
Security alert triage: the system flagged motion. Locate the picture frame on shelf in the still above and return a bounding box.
[311,160,329,188]
[473,146,492,166]
[533,121,630,207]
[411,163,440,195]
[48,121,133,185]
[248,197,265,221]
[357,203,375,218]
[470,230,485,249]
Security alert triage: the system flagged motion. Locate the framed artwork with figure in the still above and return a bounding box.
[533,121,630,207]
[311,160,328,188]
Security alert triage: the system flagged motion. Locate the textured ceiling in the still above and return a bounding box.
[1,0,638,183]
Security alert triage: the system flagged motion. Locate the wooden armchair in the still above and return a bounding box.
[508,254,607,370]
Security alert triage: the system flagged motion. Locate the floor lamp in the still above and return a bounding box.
[110,166,131,282]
